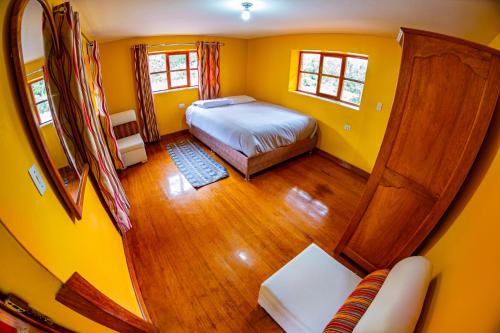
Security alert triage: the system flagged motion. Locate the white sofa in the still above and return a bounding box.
[258,244,432,333]
[109,110,147,168]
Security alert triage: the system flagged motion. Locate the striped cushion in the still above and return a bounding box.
[323,269,390,333]
[113,121,140,139]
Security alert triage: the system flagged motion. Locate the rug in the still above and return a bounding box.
[166,140,228,188]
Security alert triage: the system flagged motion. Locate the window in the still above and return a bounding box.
[29,78,52,125]
[148,51,198,93]
[297,52,368,107]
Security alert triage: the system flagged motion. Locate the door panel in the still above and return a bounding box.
[347,184,434,269]
[335,28,500,272]
[387,53,488,195]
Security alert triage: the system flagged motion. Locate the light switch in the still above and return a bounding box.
[376,102,383,112]
[178,103,186,109]
[28,164,46,195]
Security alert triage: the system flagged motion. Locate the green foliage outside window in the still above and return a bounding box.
[30,79,52,124]
[298,52,368,106]
[148,51,198,92]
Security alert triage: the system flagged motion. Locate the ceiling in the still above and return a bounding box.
[72,0,499,44]
[21,0,44,63]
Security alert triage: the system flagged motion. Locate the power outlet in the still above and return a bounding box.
[376,102,383,112]
[344,124,352,132]
[28,164,47,195]
[178,103,186,109]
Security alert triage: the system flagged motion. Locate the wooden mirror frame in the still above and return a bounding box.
[10,0,89,219]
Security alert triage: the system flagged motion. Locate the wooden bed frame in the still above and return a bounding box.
[189,126,318,180]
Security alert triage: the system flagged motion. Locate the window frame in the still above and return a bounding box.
[28,76,52,126]
[297,51,368,107]
[148,50,199,93]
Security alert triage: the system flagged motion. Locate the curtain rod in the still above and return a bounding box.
[133,41,224,49]
[82,32,94,46]
[54,6,94,46]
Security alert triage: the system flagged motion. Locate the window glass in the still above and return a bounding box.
[189,52,198,69]
[298,73,318,93]
[190,70,199,86]
[300,53,320,73]
[341,81,364,105]
[150,72,167,92]
[37,101,52,124]
[297,51,367,106]
[169,54,187,71]
[148,54,166,73]
[149,51,199,92]
[319,76,339,96]
[31,80,47,103]
[345,57,368,81]
[322,56,342,76]
[170,70,187,87]
[30,79,52,124]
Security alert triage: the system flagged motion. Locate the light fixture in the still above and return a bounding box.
[241,2,253,21]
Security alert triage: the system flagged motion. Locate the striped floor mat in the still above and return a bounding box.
[166,140,228,188]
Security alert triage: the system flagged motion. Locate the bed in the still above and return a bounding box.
[186,96,318,180]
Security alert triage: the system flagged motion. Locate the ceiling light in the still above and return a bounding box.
[241,2,253,21]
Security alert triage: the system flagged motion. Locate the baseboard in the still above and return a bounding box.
[123,235,153,323]
[160,129,189,141]
[315,149,370,180]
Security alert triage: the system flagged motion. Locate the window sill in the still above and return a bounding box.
[39,120,53,128]
[153,86,198,95]
[290,90,360,111]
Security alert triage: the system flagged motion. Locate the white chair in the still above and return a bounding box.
[258,244,432,333]
[109,110,147,168]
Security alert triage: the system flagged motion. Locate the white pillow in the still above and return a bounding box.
[353,256,432,333]
[193,98,231,108]
[227,95,256,105]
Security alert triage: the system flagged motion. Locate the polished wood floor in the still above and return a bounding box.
[120,134,366,332]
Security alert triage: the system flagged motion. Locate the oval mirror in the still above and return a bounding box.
[11,0,89,219]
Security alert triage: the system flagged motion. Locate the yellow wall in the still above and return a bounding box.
[0,222,115,332]
[417,35,500,333]
[24,57,44,82]
[99,36,247,135]
[100,34,399,172]
[0,0,142,328]
[246,34,402,172]
[40,124,69,169]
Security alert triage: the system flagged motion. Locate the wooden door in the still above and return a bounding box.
[335,28,500,272]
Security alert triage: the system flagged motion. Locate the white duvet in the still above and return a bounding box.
[186,100,317,157]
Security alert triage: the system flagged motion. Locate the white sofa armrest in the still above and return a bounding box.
[353,256,432,333]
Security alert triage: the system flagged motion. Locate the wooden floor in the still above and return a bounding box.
[120,134,366,332]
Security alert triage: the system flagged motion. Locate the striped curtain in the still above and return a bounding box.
[132,44,160,143]
[88,42,125,170]
[42,14,85,176]
[44,3,132,232]
[197,42,221,100]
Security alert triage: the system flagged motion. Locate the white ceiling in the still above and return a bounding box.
[72,0,499,44]
[21,0,45,63]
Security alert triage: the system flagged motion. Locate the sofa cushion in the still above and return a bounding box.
[323,269,389,333]
[109,109,137,126]
[117,133,145,154]
[258,244,361,333]
[353,256,431,333]
[113,121,140,139]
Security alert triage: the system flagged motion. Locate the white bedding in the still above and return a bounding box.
[186,100,317,157]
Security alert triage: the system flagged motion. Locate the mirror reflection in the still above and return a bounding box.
[21,0,82,202]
